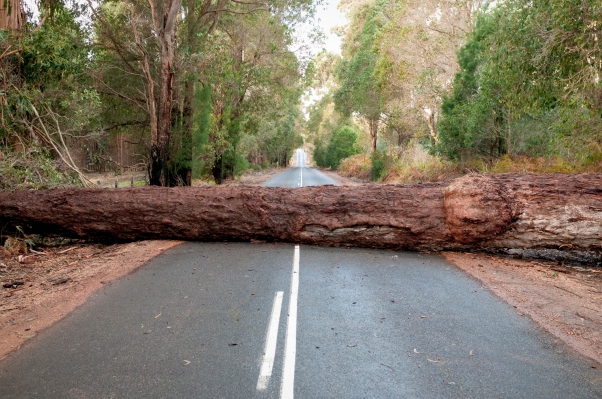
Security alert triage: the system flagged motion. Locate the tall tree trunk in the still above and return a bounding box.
[177,0,199,187]
[212,156,224,184]
[426,111,439,145]
[0,0,24,30]
[148,0,183,186]
[175,76,193,186]
[149,44,175,186]
[369,118,378,153]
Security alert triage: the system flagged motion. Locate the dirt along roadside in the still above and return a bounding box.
[0,240,182,360]
[443,252,602,367]
[1,168,601,369]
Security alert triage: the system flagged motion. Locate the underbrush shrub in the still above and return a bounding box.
[339,141,602,186]
[370,151,388,182]
[489,155,577,174]
[581,144,602,172]
[383,144,462,184]
[0,149,79,190]
[314,126,359,169]
[338,154,371,180]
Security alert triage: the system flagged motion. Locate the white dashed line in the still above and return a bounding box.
[256,291,284,391]
[281,245,300,399]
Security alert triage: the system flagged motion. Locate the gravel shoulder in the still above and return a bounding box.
[1,167,600,368]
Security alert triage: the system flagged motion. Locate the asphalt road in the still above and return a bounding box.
[1,150,601,398]
[263,149,337,188]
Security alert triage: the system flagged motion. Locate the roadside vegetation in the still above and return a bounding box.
[1,0,317,190]
[305,0,602,183]
[1,0,601,189]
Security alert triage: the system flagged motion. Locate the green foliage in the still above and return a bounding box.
[21,6,89,89]
[313,137,326,167]
[191,83,212,179]
[438,1,602,164]
[262,112,304,167]
[313,124,359,169]
[437,13,498,159]
[327,126,359,169]
[333,1,385,122]
[0,149,80,190]
[370,150,388,181]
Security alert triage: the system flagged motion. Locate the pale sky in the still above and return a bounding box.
[315,0,346,54]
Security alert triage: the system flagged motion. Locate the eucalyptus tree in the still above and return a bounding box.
[438,0,602,163]
[372,0,479,146]
[191,6,308,183]
[334,0,477,152]
[334,0,384,153]
[176,0,267,185]
[90,0,318,186]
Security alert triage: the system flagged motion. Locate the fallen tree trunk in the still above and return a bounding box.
[0,174,600,255]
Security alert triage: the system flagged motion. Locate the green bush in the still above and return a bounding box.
[313,125,359,169]
[370,151,388,181]
[0,150,79,190]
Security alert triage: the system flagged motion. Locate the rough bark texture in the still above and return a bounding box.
[444,174,518,244]
[0,0,24,30]
[0,174,600,254]
[147,0,182,186]
[369,118,378,153]
[472,174,602,252]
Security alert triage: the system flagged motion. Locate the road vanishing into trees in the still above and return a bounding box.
[0,149,601,398]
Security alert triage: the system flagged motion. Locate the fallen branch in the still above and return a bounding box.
[28,103,95,188]
[57,246,78,254]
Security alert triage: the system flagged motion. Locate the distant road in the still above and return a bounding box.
[263,148,337,188]
[1,150,601,398]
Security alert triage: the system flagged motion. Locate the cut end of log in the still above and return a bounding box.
[444,174,518,244]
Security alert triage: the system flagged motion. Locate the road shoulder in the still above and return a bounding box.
[0,240,182,360]
[443,251,602,367]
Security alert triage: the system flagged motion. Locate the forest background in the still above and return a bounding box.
[0,0,601,189]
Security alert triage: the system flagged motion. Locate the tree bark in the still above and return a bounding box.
[0,174,600,255]
[148,0,183,186]
[0,0,24,30]
[369,118,378,153]
[426,111,439,145]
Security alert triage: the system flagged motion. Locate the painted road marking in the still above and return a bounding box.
[257,291,284,391]
[281,245,300,399]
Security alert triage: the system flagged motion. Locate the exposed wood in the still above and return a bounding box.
[0,174,601,255]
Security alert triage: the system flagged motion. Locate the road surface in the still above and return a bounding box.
[1,149,601,398]
[263,149,336,188]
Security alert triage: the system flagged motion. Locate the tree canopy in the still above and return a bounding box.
[1,0,318,186]
[2,0,600,189]
[438,0,602,164]
[307,0,600,178]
